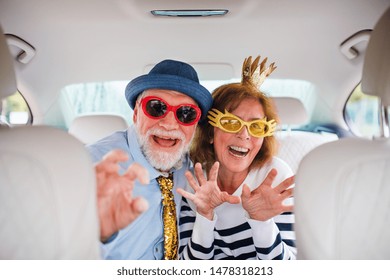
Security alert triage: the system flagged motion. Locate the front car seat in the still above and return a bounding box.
[294,7,390,259]
[0,25,100,259]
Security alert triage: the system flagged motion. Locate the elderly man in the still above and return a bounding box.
[87,59,212,260]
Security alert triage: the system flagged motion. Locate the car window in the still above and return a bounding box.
[60,78,314,130]
[60,81,133,128]
[0,91,31,126]
[344,83,381,139]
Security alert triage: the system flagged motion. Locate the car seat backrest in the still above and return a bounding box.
[0,126,101,259]
[273,97,337,173]
[69,114,128,144]
[294,7,390,259]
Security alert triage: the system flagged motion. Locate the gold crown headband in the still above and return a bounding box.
[241,55,277,89]
[206,55,278,138]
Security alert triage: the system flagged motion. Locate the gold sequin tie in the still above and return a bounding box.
[157,173,178,260]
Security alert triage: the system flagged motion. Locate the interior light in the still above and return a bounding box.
[151,9,229,17]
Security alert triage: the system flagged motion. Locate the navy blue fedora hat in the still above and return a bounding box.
[125,59,212,119]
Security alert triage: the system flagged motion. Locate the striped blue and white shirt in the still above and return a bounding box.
[179,157,296,260]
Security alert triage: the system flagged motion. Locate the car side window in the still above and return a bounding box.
[344,83,380,139]
[0,91,31,126]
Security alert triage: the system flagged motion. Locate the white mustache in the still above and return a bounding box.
[146,128,185,142]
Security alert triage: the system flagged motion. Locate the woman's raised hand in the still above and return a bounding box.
[241,168,294,221]
[177,162,240,220]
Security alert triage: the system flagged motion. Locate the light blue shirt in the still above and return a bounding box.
[87,125,190,259]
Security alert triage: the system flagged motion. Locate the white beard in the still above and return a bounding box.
[135,125,191,171]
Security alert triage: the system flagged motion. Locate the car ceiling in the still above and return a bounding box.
[1,0,390,126]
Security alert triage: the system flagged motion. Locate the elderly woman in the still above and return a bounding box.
[177,56,296,260]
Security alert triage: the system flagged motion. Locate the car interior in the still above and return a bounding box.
[0,0,390,260]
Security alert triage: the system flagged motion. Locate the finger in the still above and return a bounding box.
[194,162,207,186]
[96,173,114,196]
[124,162,150,185]
[95,160,120,174]
[221,192,241,204]
[95,149,129,174]
[281,204,294,213]
[96,171,106,186]
[253,168,277,194]
[274,175,295,193]
[121,177,134,200]
[102,149,129,163]
[280,188,294,200]
[177,187,197,202]
[131,197,149,214]
[241,184,251,200]
[185,171,200,192]
[208,161,219,182]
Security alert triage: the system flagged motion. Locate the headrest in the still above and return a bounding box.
[361,7,390,106]
[0,24,17,99]
[272,97,309,126]
[68,114,128,144]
